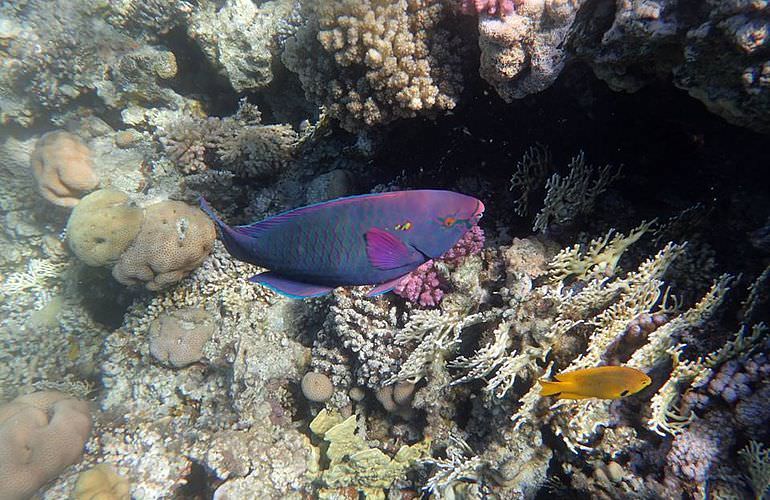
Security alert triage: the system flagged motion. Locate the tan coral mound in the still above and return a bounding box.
[113,201,215,290]
[30,131,100,207]
[73,464,130,500]
[149,308,215,368]
[0,391,93,500]
[66,189,145,267]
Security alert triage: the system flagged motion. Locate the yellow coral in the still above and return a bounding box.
[73,464,130,500]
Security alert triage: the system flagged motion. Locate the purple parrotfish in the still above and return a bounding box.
[199,190,485,299]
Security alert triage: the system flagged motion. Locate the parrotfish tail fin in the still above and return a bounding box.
[199,197,227,234]
[199,197,253,262]
[250,272,334,299]
[538,379,563,397]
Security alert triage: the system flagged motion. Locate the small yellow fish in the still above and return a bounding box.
[539,366,651,400]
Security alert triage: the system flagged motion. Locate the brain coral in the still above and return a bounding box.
[113,200,215,290]
[66,189,145,267]
[30,131,99,207]
[149,308,215,368]
[0,391,92,500]
[282,0,463,131]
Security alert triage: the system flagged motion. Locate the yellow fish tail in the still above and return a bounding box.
[539,379,564,397]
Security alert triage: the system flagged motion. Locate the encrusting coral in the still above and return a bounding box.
[30,131,99,207]
[281,0,464,131]
[0,391,92,500]
[149,308,215,368]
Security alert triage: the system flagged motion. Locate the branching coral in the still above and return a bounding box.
[161,100,298,177]
[281,0,464,131]
[739,440,770,500]
[509,143,553,217]
[533,152,621,232]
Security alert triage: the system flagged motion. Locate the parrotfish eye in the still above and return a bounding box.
[443,217,456,228]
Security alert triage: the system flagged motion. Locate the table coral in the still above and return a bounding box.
[30,131,99,207]
[281,0,464,131]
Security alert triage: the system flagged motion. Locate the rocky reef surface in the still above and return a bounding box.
[0,0,769,499]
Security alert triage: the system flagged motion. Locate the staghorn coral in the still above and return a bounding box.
[30,131,100,207]
[0,391,92,500]
[113,200,215,290]
[281,0,464,131]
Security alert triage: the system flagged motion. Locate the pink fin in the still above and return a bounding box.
[367,274,409,297]
[249,272,334,299]
[365,228,414,270]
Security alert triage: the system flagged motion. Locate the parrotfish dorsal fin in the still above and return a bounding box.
[233,191,403,238]
[365,228,417,270]
[249,272,334,298]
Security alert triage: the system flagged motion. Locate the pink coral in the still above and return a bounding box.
[394,260,445,308]
[394,225,485,308]
[460,0,515,16]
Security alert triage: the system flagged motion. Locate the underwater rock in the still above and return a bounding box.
[66,189,145,267]
[149,308,215,368]
[30,131,99,207]
[189,0,292,92]
[113,200,215,290]
[0,391,92,500]
[73,464,130,500]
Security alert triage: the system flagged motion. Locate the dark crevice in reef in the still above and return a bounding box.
[171,459,216,499]
[158,26,241,117]
[75,268,136,330]
[374,61,770,273]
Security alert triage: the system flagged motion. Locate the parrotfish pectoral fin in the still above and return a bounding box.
[367,274,409,297]
[365,228,416,270]
[249,272,334,299]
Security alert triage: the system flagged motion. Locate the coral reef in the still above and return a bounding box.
[30,131,99,207]
[281,0,464,131]
[475,0,770,132]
